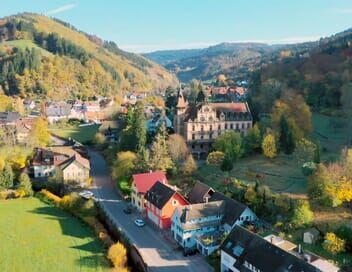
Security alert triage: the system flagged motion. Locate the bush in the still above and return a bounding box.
[37,189,62,205]
[323,232,345,255]
[207,151,225,166]
[17,173,33,196]
[108,242,128,269]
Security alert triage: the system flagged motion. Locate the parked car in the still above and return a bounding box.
[79,190,94,200]
[183,247,198,256]
[134,219,145,227]
[123,206,132,214]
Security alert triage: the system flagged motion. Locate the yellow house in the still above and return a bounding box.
[60,154,90,185]
[131,171,168,211]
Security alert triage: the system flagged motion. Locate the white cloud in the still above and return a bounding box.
[121,35,322,53]
[334,8,352,14]
[45,3,76,15]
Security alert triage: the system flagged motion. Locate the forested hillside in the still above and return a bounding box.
[0,13,178,99]
[249,28,352,117]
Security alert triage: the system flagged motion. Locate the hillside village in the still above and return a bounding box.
[0,8,352,272]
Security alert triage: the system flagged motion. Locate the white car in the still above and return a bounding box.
[134,219,145,227]
[79,190,94,200]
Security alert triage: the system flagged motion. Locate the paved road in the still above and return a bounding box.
[88,149,213,272]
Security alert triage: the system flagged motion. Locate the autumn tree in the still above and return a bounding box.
[181,155,197,176]
[291,200,314,227]
[323,233,345,255]
[29,118,50,147]
[207,151,225,166]
[167,134,188,163]
[262,133,277,159]
[108,242,128,269]
[93,132,106,146]
[112,151,137,180]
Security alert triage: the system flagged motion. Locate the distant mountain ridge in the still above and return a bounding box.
[0,13,178,99]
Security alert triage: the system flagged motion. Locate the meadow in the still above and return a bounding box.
[0,198,108,272]
[50,123,100,144]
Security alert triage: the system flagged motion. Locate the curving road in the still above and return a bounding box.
[88,149,213,272]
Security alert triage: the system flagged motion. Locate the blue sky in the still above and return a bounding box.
[1,0,352,52]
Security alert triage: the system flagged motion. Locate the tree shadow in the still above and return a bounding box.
[71,240,102,254]
[75,255,111,269]
[30,206,91,239]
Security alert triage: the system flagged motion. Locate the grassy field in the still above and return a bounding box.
[0,198,109,272]
[195,153,307,196]
[311,113,349,161]
[50,124,100,144]
[1,40,53,57]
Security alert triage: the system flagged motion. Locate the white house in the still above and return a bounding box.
[171,201,225,254]
[220,226,320,272]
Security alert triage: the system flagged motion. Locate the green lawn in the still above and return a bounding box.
[311,113,349,161]
[196,153,307,196]
[50,124,100,144]
[0,198,109,272]
[1,40,53,57]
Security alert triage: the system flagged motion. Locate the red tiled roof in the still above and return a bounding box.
[132,171,168,194]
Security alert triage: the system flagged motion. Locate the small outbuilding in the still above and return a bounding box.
[303,228,320,245]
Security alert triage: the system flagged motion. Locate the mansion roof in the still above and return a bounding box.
[184,102,252,122]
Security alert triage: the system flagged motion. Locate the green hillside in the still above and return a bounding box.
[0,13,178,99]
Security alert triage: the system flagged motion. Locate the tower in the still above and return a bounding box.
[174,89,188,136]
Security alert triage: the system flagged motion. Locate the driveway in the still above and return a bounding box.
[88,149,213,272]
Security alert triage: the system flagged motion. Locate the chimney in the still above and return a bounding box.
[204,196,209,203]
[270,236,274,244]
[298,244,302,254]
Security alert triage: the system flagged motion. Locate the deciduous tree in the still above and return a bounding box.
[323,233,345,255]
[262,133,277,159]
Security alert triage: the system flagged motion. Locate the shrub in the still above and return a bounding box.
[207,151,225,166]
[37,189,62,205]
[108,242,128,269]
[17,173,33,196]
[323,232,345,255]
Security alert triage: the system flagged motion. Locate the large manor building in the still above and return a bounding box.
[174,91,252,159]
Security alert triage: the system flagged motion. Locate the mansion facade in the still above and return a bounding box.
[174,91,252,159]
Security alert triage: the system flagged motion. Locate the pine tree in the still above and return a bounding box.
[0,163,14,190]
[132,102,146,152]
[279,115,295,154]
[149,123,173,171]
[314,141,321,163]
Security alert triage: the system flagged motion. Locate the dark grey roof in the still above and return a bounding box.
[188,181,215,204]
[146,181,176,209]
[209,191,249,226]
[179,201,225,223]
[221,226,320,272]
[0,112,21,124]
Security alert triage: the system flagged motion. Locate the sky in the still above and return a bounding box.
[1,0,352,53]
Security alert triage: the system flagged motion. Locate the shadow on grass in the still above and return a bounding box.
[71,240,102,254]
[30,206,91,239]
[75,255,111,270]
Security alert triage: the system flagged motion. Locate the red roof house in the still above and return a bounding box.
[145,181,189,229]
[131,171,168,211]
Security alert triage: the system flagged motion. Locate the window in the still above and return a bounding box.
[201,125,204,132]
[247,123,251,128]
[209,133,213,139]
[225,124,228,129]
[218,124,221,130]
[200,135,203,140]
[242,123,245,129]
[192,125,195,131]
[236,123,239,130]
[192,144,195,149]
[192,134,195,140]
[200,144,204,149]
[173,200,178,206]
[210,125,212,131]
[230,123,233,129]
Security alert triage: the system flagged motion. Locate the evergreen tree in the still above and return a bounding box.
[133,102,147,152]
[279,115,295,154]
[149,122,173,171]
[314,141,321,164]
[0,164,14,190]
[17,173,33,196]
[221,152,234,172]
[196,90,205,104]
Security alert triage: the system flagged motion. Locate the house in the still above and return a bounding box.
[187,181,215,204]
[209,191,257,232]
[45,102,72,123]
[15,117,36,143]
[171,201,225,255]
[131,171,168,211]
[220,225,320,272]
[23,99,36,110]
[174,90,252,159]
[0,111,21,125]
[83,101,100,112]
[146,114,173,134]
[304,228,320,245]
[32,147,90,185]
[99,120,120,143]
[145,181,188,229]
